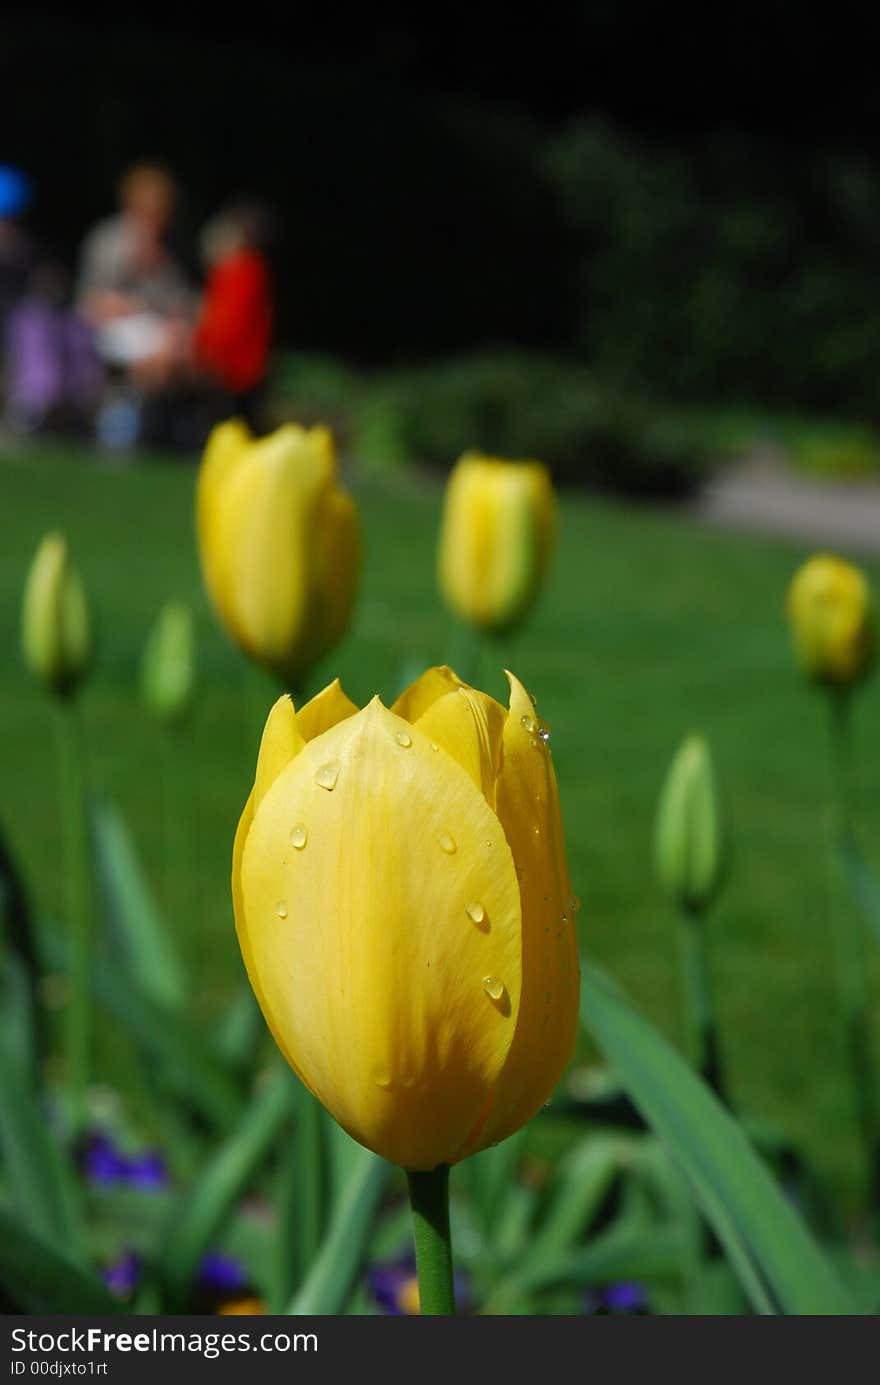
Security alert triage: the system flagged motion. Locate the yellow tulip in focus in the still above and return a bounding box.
[197,420,360,686]
[438,452,556,633]
[786,554,874,688]
[232,666,580,1171]
[21,532,92,698]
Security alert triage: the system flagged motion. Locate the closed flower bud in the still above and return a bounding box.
[233,666,580,1170]
[141,603,196,725]
[21,532,92,698]
[786,554,874,689]
[438,453,556,634]
[196,420,360,686]
[654,734,724,912]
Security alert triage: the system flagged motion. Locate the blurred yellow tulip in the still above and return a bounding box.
[21,532,92,698]
[196,420,360,686]
[233,666,579,1171]
[654,734,725,912]
[787,554,874,688]
[438,453,556,633]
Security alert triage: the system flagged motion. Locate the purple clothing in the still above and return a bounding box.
[5,300,102,417]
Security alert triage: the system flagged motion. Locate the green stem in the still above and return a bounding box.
[826,691,878,1205]
[52,698,93,1130]
[406,1165,455,1315]
[446,623,483,687]
[678,904,726,1102]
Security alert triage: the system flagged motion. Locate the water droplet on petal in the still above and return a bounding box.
[465,900,485,925]
[275,900,288,919]
[520,714,535,733]
[538,723,551,744]
[569,893,581,914]
[395,730,413,748]
[482,975,506,1002]
[439,832,457,854]
[430,742,439,752]
[529,690,538,707]
[290,824,308,850]
[372,1064,392,1090]
[314,760,340,791]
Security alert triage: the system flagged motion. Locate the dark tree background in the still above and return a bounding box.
[4,8,880,408]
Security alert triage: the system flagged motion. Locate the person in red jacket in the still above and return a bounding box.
[194,203,273,424]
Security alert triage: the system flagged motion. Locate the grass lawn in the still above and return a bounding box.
[2,442,879,1202]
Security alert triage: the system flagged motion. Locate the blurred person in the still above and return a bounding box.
[5,260,102,435]
[192,202,274,428]
[76,163,194,447]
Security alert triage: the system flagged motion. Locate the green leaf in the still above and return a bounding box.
[0,1206,116,1313]
[0,950,37,1077]
[484,1221,687,1312]
[160,1070,291,1308]
[213,985,265,1073]
[91,797,188,1011]
[40,922,242,1132]
[288,1149,388,1315]
[582,961,856,1315]
[0,1045,81,1252]
[525,1132,625,1265]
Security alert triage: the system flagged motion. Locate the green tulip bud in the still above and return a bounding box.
[21,533,92,699]
[141,603,196,725]
[654,734,725,912]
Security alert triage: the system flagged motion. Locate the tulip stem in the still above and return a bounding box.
[678,904,726,1102]
[826,691,879,1208]
[52,698,93,1131]
[406,1165,455,1315]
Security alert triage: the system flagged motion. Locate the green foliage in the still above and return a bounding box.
[546,122,880,413]
[274,350,716,497]
[582,964,856,1314]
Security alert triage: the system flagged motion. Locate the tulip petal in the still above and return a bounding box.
[196,420,252,617]
[232,788,315,1094]
[255,696,306,808]
[296,678,359,742]
[468,670,579,1152]
[392,666,465,724]
[289,488,361,678]
[212,426,334,675]
[414,687,506,803]
[239,698,523,1170]
[438,456,556,633]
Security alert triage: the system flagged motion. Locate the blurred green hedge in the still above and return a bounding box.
[271,352,717,497]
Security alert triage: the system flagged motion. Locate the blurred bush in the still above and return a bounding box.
[272,351,716,497]
[545,122,880,414]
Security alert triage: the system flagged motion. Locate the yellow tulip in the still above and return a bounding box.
[233,666,579,1171]
[786,554,874,688]
[21,532,92,698]
[438,453,556,633]
[196,420,360,686]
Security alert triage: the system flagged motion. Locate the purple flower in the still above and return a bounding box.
[82,1133,128,1186]
[199,1252,249,1294]
[369,1259,469,1315]
[125,1151,168,1192]
[103,1250,140,1299]
[589,1280,648,1314]
[80,1131,169,1192]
